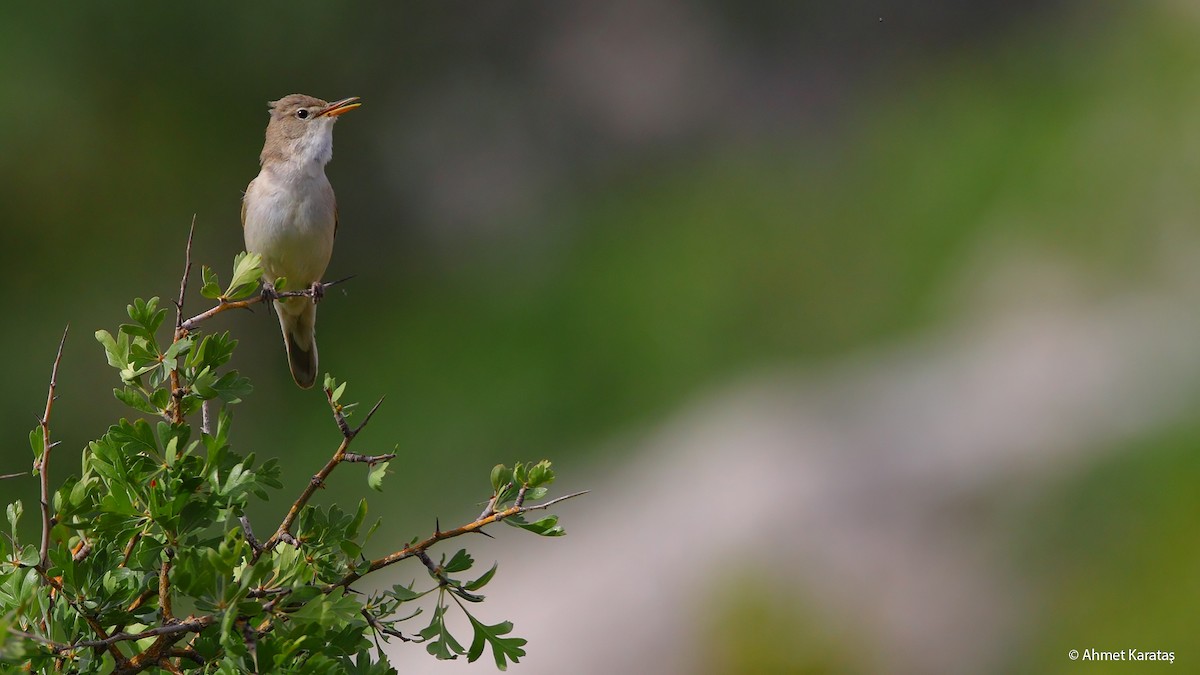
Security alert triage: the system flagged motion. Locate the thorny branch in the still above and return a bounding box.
[169,219,195,424]
[159,548,175,622]
[178,275,353,333]
[37,571,126,663]
[36,325,68,571]
[7,231,587,672]
[111,616,216,675]
[35,616,215,654]
[328,489,588,592]
[253,389,386,560]
[361,608,412,643]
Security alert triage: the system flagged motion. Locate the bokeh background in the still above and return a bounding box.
[2,1,1198,672]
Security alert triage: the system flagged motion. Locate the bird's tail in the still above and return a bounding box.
[277,298,318,389]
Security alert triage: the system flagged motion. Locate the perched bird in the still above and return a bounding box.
[242,94,361,388]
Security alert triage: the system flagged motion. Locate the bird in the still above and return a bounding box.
[242,93,360,388]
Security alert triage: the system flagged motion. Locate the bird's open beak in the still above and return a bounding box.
[317,96,362,118]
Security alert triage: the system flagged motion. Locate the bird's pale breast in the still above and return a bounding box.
[243,167,336,291]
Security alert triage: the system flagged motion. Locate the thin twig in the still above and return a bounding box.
[126,588,157,613]
[119,531,143,568]
[179,296,261,332]
[523,490,590,512]
[352,397,385,437]
[72,616,215,651]
[255,391,385,558]
[159,548,175,621]
[71,535,92,563]
[361,608,413,642]
[110,616,216,675]
[169,647,204,665]
[258,436,349,557]
[239,515,262,556]
[201,399,212,435]
[179,277,352,332]
[38,571,126,662]
[0,471,27,480]
[37,325,69,571]
[342,452,397,465]
[328,489,589,591]
[475,493,499,521]
[169,220,195,424]
[8,628,70,651]
[414,549,485,601]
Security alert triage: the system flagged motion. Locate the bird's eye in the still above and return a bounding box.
[296,109,310,119]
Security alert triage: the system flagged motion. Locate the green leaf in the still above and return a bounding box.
[347,499,368,539]
[465,611,526,670]
[191,367,218,399]
[419,602,465,660]
[111,419,158,457]
[188,332,238,370]
[338,539,362,559]
[209,371,253,404]
[443,549,473,574]
[200,265,222,299]
[6,500,22,533]
[226,252,263,300]
[29,426,44,461]
[527,460,554,488]
[95,329,129,369]
[464,563,498,592]
[362,518,383,550]
[151,387,171,410]
[505,514,565,537]
[162,336,191,362]
[69,477,94,507]
[113,387,158,414]
[389,583,422,602]
[367,461,389,492]
[122,297,167,344]
[490,464,509,492]
[18,545,40,568]
[289,587,361,627]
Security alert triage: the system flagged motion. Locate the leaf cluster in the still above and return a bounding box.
[0,250,581,673]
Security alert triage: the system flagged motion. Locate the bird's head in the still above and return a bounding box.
[260,94,361,167]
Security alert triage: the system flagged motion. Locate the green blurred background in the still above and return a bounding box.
[3,1,1199,672]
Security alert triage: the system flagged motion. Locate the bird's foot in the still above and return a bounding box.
[260,281,279,303]
[309,281,325,304]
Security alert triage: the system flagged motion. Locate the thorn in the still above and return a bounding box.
[56,324,70,355]
[435,518,441,536]
[323,274,356,289]
[351,396,385,437]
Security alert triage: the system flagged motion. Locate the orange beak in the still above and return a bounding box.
[317,96,362,117]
